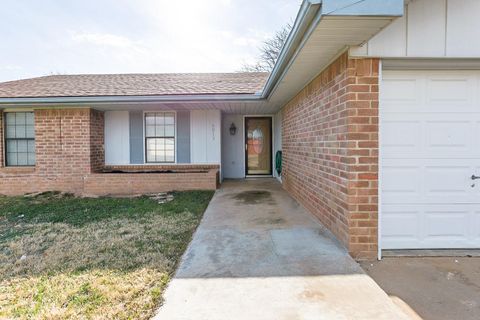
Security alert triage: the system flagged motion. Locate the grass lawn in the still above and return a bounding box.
[0,190,214,319]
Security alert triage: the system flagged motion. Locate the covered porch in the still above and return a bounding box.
[102,105,284,187]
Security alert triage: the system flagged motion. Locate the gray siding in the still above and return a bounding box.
[221,114,244,178]
[176,111,191,163]
[129,111,144,164]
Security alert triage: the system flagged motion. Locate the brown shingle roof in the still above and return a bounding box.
[0,72,269,98]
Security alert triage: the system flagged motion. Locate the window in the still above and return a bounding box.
[4,112,35,166]
[145,112,175,163]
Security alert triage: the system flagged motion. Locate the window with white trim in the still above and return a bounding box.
[4,112,36,166]
[145,112,175,163]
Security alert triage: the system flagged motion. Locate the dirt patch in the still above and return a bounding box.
[231,190,275,205]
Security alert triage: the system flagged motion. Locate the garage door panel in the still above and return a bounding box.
[382,113,480,159]
[382,204,479,249]
[425,210,469,239]
[381,77,421,105]
[475,211,480,240]
[381,119,422,157]
[381,69,480,249]
[424,165,473,199]
[425,120,472,155]
[382,164,421,203]
[427,76,475,105]
[382,159,477,204]
[382,207,419,238]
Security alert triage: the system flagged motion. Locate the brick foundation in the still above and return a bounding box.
[0,108,219,196]
[282,52,379,259]
[84,169,219,196]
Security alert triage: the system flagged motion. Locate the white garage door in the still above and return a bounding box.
[381,70,480,249]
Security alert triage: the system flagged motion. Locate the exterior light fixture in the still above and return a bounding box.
[229,122,237,135]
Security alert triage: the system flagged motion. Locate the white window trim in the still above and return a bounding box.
[142,110,178,164]
[3,111,36,167]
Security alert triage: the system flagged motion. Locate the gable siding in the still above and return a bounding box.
[350,0,480,58]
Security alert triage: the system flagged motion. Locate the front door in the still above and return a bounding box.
[245,117,272,176]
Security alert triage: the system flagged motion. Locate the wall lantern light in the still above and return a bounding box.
[229,122,237,135]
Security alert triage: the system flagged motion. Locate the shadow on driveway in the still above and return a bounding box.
[361,257,480,320]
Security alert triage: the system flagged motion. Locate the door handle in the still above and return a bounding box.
[245,143,248,151]
[471,175,480,180]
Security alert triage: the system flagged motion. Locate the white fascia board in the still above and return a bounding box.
[322,0,404,16]
[0,93,263,107]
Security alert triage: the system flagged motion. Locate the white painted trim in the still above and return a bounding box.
[243,114,275,178]
[2,108,35,112]
[142,110,178,165]
[246,175,274,178]
[377,59,383,261]
[0,94,262,106]
[382,58,480,70]
[104,111,131,165]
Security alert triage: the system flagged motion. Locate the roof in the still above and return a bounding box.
[0,72,269,98]
[0,0,403,108]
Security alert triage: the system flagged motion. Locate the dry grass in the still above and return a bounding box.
[0,191,213,319]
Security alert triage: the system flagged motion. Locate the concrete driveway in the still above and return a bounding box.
[361,257,480,320]
[154,179,409,320]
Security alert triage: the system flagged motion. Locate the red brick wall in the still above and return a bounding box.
[34,109,94,192]
[0,111,3,168]
[0,108,218,195]
[90,109,105,173]
[84,169,219,196]
[0,108,103,194]
[282,52,379,259]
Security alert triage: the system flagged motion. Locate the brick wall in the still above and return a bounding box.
[0,108,218,195]
[84,169,219,196]
[90,109,105,173]
[0,108,103,194]
[282,52,379,259]
[35,109,93,192]
[0,111,3,168]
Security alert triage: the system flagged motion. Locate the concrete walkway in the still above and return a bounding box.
[154,179,410,320]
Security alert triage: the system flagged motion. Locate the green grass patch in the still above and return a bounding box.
[0,190,214,319]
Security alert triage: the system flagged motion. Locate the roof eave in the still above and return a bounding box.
[261,0,322,99]
[261,0,404,100]
[0,93,263,106]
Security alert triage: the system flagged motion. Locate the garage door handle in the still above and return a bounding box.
[471,175,480,180]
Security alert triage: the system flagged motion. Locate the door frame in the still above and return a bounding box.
[243,115,273,177]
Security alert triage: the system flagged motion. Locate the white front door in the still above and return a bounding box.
[381,70,480,249]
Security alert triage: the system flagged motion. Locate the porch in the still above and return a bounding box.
[104,109,283,183]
